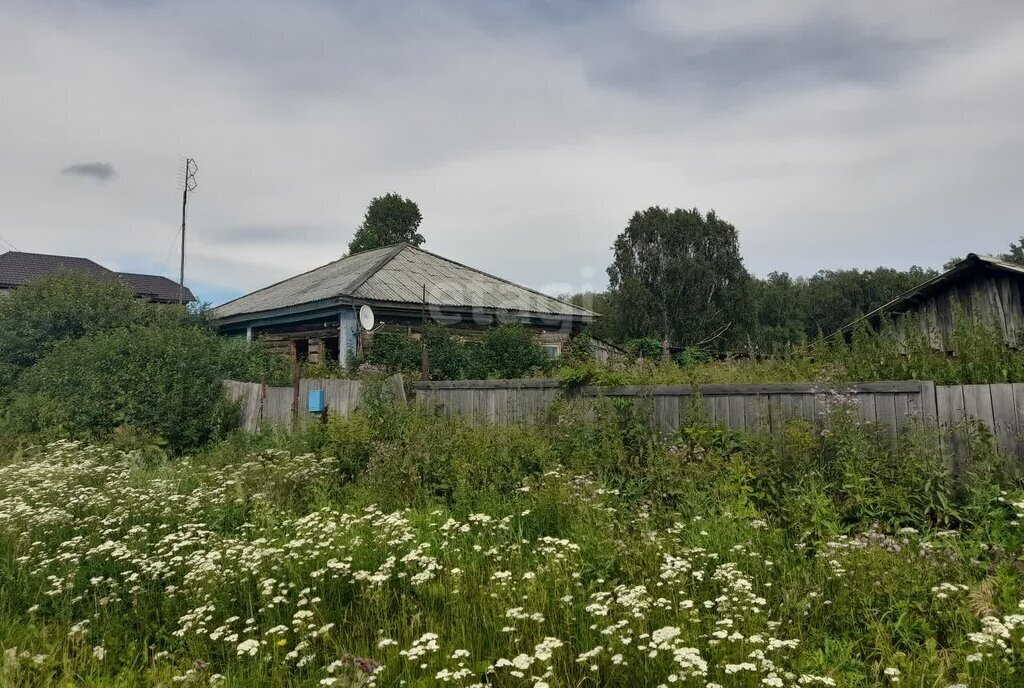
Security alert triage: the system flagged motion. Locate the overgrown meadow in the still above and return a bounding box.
[2,390,1023,688]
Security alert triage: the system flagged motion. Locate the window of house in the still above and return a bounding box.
[541,343,561,359]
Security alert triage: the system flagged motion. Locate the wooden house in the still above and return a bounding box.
[843,253,1024,351]
[211,243,598,366]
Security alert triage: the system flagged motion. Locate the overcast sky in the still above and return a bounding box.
[2,1,1023,305]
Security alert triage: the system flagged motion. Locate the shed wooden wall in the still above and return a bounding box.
[898,271,1024,351]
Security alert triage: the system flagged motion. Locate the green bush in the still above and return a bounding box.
[0,272,150,388]
[626,337,664,359]
[0,275,291,450]
[221,337,292,386]
[364,323,553,379]
[474,323,552,378]
[365,331,422,372]
[424,325,475,379]
[9,325,239,452]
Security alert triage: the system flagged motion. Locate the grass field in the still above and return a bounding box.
[1,397,1023,687]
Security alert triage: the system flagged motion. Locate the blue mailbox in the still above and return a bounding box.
[307,389,325,413]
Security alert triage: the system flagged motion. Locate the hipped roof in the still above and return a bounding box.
[212,243,596,321]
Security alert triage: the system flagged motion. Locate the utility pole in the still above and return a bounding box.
[179,158,198,305]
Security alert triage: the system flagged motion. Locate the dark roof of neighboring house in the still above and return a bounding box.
[118,272,196,304]
[0,251,113,285]
[841,253,1024,333]
[0,251,195,303]
[212,243,597,323]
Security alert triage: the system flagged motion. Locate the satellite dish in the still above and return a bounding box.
[358,305,375,331]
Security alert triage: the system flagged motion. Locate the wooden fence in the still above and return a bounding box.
[224,379,365,431]
[414,379,936,435]
[225,377,1024,465]
[416,379,1024,465]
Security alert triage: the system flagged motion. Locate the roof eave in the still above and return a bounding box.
[213,296,595,331]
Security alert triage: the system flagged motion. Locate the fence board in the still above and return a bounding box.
[728,395,745,431]
[920,381,938,423]
[964,385,996,432]
[937,385,968,479]
[858,393,878,425]
[989,383,1018,459]
[700,395,716,424]
[874,394,897,435]
[743,396,759,431]
[262,386,294,429]
[767,394,782,436]
[656,396,680,437]
[1012,383,1024,463]
[711,396,728,425]
[893,392,910,435]
[782,394,803,426]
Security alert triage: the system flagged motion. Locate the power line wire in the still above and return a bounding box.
[0,233,19,251]
[158,226,183,278]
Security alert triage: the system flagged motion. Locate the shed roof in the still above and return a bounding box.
[0,251,196,303]
[212,244,596,321]
[841,253,1024,332]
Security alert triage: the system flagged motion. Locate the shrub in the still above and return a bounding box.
[474,323,552,378]
[365,331,422,372]
[424,325,474,379]
[9,325,239,452]
[221,337,293,386]
[626,337,664,359]
[0,272,149,388]
[364,324,553,379]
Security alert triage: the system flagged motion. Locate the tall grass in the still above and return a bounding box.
[557,316,1024,387]
[1,393,1022,687]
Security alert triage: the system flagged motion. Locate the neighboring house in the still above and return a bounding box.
[0,251,196,304]
[842,253,1024,351]
[211,243,598,366]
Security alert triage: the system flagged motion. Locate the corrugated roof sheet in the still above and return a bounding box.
[212,244,595,319]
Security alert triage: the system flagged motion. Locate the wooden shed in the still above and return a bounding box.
[843,253,1024,351]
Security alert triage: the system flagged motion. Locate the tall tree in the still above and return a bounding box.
[348,193,425,254]
[607,206,751,349]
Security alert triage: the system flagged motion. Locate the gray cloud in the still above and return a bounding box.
[2,1,1024,306]
[582,18,941,102]
[61,161,116,181]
